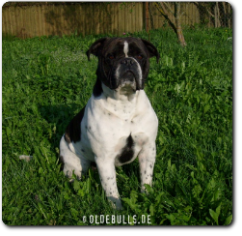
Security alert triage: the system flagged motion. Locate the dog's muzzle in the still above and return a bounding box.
[117,57,142,90]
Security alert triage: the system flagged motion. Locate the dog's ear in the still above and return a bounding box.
[86,38,108,61]
[141,39,160,63]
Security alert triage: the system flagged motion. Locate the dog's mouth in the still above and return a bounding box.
[123,71,136,82]
[118,85,136,96]
[122,69,136,82]
[107,63,142,91]
[120,82,136,90]
[118,70,137,92]
[119,80,136,95]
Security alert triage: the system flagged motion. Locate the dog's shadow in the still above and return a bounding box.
[38,102,83,152]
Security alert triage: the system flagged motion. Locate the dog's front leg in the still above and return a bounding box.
[138,143,156,192]
[95,156,122,210]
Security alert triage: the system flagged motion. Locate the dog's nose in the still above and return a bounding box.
[121,59,134,65]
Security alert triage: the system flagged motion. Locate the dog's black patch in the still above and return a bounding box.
[64,106,86,143]
[91,161,96,168]
[93,78,103,97]
[117,134,135,164]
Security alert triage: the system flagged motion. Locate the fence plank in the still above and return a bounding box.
[6,8,11,35]
[9,7,14,35]
[2,2,232,39]
[121,3,125,34]
[29,6,33,36]
[118,3,122,35]
[127,4,132,33]
[140,2,143,31]
[2,8,6,33]
[133,3,136,32]
[81,4,85,36]
[135,2,140,31]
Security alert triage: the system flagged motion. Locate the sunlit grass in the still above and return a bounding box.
[2,27,232,225]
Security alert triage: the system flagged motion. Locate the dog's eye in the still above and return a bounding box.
[136,55,143,60]
[108,55,115,60]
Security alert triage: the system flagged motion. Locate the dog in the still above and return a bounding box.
[59,37,159,209]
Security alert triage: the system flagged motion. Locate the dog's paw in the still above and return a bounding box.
[141,183,153,194]
[107,196,123,210]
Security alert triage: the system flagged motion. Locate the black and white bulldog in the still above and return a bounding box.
[59,37,159,209]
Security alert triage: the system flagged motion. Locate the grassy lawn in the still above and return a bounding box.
[2,27,233,225]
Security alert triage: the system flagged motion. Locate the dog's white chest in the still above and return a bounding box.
[77,89,157,166]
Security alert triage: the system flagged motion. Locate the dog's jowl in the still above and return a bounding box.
[60,37,160,209]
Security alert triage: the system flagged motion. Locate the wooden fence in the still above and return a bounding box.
[2,2,232,39]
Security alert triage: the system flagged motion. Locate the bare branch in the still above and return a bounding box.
[154,2,167,16]
[194,2,214,18]
[178,11,185,19]
[154,2,165,16]
[163,2,174,15]
[154,2,176,32]
[174,2,180,19]
[154,2,187,47]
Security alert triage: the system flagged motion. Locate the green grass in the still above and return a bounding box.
[2,27,233,226]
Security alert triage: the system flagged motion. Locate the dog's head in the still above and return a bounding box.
[86,37,159,94]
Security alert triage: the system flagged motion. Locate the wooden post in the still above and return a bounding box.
[216,2,221,27]
[228,3,231,28]
[175,3,186,47]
